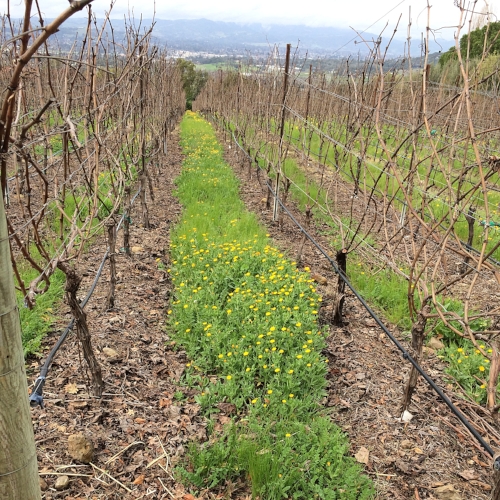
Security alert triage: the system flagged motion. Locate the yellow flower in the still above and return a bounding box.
[289,394,294,398]
[285,433,291,438]
[288,369,294,374]
[226,375,232,380]
[267,389,273,394]
[457,348,463,353]
[275,368,280,373]
[243,352,249,356]
[479,366,486,372]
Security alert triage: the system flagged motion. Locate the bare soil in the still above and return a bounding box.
[27,124,499,500]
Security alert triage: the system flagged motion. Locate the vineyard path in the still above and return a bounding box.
[27,122,494,500]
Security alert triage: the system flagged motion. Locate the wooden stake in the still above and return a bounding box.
[273,43,291,222]
[140,173,150,229]
[123,186,131,256]
[106,218,117,310]
[332,249,347,326]
[0,179,41,499]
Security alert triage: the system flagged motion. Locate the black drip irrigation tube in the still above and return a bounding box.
[214,114,500,467]
[29,187,142,408]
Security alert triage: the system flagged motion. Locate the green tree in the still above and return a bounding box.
[438,46,458,67]
[460,21,500,59]
[175,59,208,110]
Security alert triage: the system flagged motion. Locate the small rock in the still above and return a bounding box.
[432,484,463,500]
[310,272,328,285]
[399,410,414,423]
[68,433,94,463]
[401,439,413,449]
[102,347,119,358]
[423,346,436,356]
[428,337,445,350]
[54,475,70,491]
[39,478,48,491]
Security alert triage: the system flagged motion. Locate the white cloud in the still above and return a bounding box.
[3,0,499,40]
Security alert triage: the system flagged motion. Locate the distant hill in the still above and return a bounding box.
[50,17,453,58]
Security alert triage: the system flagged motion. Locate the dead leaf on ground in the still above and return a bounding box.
[132,474,145,485]
[64,383,79,394]
[469,480,491,491]
[159,398,170,408]
[458,469,478,481]
[355,447,369,465]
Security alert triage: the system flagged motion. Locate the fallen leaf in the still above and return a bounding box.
[459,469,478,481]
[414,447,424,455]
[469,480,491,491]
[182,494,197,500]
[472,455,489,467]
[355,447,369,465]
[134,418,146,424]
[103,347,119,358]
[159,398,170,408]
[132,474,145,485]
[64,383,79,395]
[69,401,88,409]
[431,484,462,500]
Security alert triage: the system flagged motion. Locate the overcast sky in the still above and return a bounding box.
[4,0,499,40]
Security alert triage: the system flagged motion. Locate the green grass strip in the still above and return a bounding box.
[167,111,374,499]
[19,268,65,357]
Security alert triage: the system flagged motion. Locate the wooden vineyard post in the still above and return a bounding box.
[461,206,476,274]
[332,249,347,326]
[106,218,117,310]
[273,43,291,222]
[123,186,131,256]
[58,265,104,397]
[0,188,41,499]
[140,173,150,229]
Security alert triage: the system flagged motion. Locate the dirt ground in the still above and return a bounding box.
[27,124,500,499]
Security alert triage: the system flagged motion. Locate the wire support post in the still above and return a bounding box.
[105,217,117,310]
